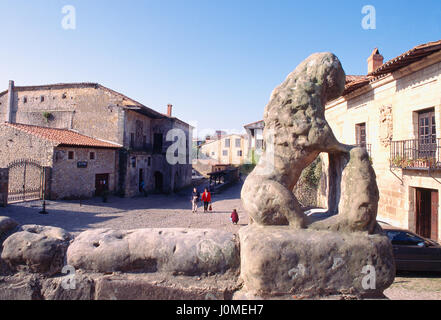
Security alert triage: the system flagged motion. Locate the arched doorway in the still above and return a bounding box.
[154,171,163,193]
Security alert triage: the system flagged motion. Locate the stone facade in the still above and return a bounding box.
[0,124,118,200]
[319,45,441,242]
[51,147,117,199]
[0,83,192,197]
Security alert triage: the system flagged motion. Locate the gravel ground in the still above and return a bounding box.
[1,179,440,300]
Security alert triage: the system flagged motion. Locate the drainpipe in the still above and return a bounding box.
[6,80,14,123]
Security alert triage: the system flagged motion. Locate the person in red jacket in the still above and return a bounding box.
[231,209,239,225]
[201,188,211,213]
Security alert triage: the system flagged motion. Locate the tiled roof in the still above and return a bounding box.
[3,122,121,149]
[369,39,441,77]
[343,75,371,96]
[342,39,441,97]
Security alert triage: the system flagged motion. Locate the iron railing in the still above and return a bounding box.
[390,138,441,169]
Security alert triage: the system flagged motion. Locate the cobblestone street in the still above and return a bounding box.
[0,181,248,236]
[1,180,441,300]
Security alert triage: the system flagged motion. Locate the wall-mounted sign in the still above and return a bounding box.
[77,161,88,168]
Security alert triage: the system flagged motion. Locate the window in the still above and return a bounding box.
[153,133,163,153]
[90,152,95,160]
[130,133,135,149]
[386,231,425,246]
[40,96,45,102]
[148,157,151,166]
[418,109,436,158]
[223,150,228,156]
[355,123,366,146]
[23,96,27,104]
[68,151,74,160]
[225,139,230,148]
[235,138,241,148]
[237,150,242,156]
[211,152,215,156]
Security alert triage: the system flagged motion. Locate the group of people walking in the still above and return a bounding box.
[191,187,239,224]
[191,187,212,213]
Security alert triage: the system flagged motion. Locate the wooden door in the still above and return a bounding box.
[416,188,439,241]
[431,190,438,241]
[95,174,109,196]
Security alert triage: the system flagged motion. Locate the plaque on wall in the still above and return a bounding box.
[77,161,88,168]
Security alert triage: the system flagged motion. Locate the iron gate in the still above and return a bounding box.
[7,159,45,203]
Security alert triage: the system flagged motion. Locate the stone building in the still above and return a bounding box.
[318,39,441,242]
[0,82,192,198]
[0,122,119,200]
[199,134,249,165]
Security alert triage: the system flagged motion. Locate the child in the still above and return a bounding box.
[231,209,239,225]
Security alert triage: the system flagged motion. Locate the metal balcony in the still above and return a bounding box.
[390,138,441,170]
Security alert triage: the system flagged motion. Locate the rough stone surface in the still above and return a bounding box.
[241,52,350,228]
[40,273,95,300]
[238,225,395,299]
[1,225,72,276]
[93,273,239,300]
[0,216,19,244]
[309,147,379,233]
[67,228,240,275]
[0,273,43,300]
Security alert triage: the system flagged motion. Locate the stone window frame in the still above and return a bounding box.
[223,150,228,156]
[67,151,75,161]
[235,138,241,148]
[89,152,96,161]
[225,139,230,148]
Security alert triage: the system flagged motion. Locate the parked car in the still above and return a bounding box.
[380,224,441,272]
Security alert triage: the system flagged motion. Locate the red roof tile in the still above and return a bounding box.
[3,123,121,149]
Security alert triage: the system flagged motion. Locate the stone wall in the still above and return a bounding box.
[0,221,241,300]
[0,85,124,145]
[51,147,117,199]
[0,169,8,207]
[320,51,441,241]
[0,124,55,168]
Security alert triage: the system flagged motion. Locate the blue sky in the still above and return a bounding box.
[0,0,440,137]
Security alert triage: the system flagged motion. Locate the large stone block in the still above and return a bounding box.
[93,273,239,300]
[1,225,72,276]
[0,216,19,244]
[237,225,395,299]
[67,228,240,276]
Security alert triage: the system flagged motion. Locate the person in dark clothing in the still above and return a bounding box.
[201,188,211,213]
[231,209,239,225]
[191,188,200,213]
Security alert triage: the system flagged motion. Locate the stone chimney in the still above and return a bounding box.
[6,80,14,123]
[167,104,173,117]
[367,48,384,74]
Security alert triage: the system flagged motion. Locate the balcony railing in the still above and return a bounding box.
[390,138,441,169]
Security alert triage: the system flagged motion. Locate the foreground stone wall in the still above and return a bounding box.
[0,218,241,300]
